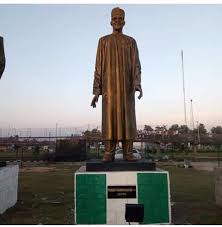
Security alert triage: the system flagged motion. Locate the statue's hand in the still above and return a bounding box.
[135,85,143,100]
[91,95,99,108]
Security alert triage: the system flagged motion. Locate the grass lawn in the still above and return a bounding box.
[161,164,222,224]
[0,162,222,224]
[169,152,222,159]
[0,150,48,161]
[0,162,81,224]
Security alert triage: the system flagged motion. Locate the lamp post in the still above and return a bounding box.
[196,121,201,149]
[55,123,58,153]
[181,50,187,126]
[190,99,195,130]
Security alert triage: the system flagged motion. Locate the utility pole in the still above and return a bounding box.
[55,123,58,152]
[44,128,46,137]
[12,128,17,136]
[49,132,51,142]
[196,121,201,146]
[56,123,58,137]
[190,99,195,130]
[8,124,10,137]
[181,50,187,126]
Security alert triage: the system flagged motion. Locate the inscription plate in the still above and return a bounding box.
[108,185,136,199]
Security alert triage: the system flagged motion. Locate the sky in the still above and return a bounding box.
[0,4,222,134]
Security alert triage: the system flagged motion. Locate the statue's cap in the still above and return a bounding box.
[111,7,125,18]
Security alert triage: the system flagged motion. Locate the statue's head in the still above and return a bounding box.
[110,7,125,31]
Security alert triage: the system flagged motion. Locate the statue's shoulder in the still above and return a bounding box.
[0,36,3,42]
[99,34,112,42]
[123,34,136,43]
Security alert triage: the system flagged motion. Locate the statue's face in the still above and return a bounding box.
[111,14,125,31]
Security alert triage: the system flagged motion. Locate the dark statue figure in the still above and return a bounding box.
[0,36,6,79]
[91,7,143,162]
[0,36,6,168]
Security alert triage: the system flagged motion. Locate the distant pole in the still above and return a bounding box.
[8,125,10,137]
[56,123,58,138]
[55,123,58,152]
[181,50,187,126]
[190,99,195,130]
[48,132,51,163]
[21,146,24,167]
[196,121,201,145]
[44,128,46,137]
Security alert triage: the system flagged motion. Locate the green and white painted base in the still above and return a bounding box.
[74,166,171,224]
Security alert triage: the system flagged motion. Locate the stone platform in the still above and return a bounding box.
[74,166,171,224]
[86,159,156,171]
[0,164,19,214]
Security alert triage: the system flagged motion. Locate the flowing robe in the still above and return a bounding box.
[0,37,6,78]
[93,33,141,140]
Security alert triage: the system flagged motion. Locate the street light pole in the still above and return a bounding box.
[181,50,187,126]
[55,123,58,152]
[56,123,58,138]
[196,121,201,147]
[190,99,195,130]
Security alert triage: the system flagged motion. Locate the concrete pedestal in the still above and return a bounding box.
[0,165,19,214]
[74,165,171,224]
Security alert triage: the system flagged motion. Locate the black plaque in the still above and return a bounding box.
[86,159,156,171]
[108,186,136,199]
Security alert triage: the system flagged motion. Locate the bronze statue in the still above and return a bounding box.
[0,36,5,79]
[91,7,143,162]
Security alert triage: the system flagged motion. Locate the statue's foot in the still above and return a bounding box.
[102,153,114,162]
[124,153,136,161]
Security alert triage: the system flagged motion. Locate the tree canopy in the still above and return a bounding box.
[211,126,222,134]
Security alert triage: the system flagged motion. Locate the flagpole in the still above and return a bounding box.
[181,50,187,126]
[190,99,195,130]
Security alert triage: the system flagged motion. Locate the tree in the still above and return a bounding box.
[83,130,90,137]
[83,128,102,139]
[91,128,101,133]
[33,145,40,155]
[155,125,167,135]
[155,125,167,131]
[169,124,179,131]
[199,123,207,134]
[211,126,222,134]
[144,125,153,132]
[179,125,190,134]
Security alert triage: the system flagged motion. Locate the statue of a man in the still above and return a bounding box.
[0,36,6,78]
[91,7,143,162]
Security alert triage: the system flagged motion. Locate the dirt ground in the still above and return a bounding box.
[191,161,221,171]
[1,162,222,224]
[19,167,56,173]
